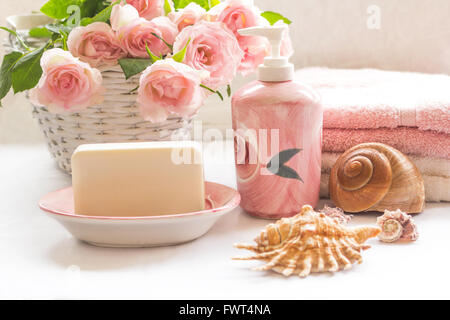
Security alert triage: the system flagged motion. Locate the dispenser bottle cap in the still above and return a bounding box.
[238,25,294,82]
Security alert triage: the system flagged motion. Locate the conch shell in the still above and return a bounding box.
[329,143,425,213]
[233,206,380,278]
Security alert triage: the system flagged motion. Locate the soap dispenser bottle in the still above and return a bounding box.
[232,26,323,219]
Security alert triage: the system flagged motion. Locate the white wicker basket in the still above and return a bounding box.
[31,65,193,173]
[5,14,193,173]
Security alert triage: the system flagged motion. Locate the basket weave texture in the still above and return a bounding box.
[4,15,193,173]
[31,65,192,173]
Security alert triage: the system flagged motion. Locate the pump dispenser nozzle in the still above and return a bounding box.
[238,26,294,82]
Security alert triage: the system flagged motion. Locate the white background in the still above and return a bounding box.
[0,0,449,299]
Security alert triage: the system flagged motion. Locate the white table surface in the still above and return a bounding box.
[1,142,449,300]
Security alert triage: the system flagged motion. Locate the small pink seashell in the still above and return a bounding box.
[377,209,419,243]
[320,205,353,224]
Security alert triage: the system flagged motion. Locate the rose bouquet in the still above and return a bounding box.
[0,0,292,171]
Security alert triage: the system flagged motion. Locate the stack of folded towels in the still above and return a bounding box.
[296,68,450,202]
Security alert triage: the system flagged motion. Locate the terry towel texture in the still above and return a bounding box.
[297,67,450,201]
[323,127,450,159]
[296,68,450,134]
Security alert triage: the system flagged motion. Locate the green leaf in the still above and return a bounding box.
[79,10,107,26]
[0,51,23,103]
[172,38,191,63]
[40,0,105,20]
[81,0,108,17]
[44,24,71,48]
[173,0,210,10]
[118,58,152,80]
[28,27,53,38]
[209,0,221,8]
[200,84,223,101]
[45,23,72,35]
[261,11,292,25]
[0,27,30,51]
[164,0,173,15]
[80,0,121,26]
[145,43,163,63]
[11,44,48,93]
[40,0,83,19]
[266,149,303,182]
[227,84,231,97]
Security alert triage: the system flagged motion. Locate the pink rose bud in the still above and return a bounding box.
[137,59,207,123]
[173,21,243,89]
[127,0,164,20]
[110,4,140,32]
[67,22,126,67]
[118,16,178,58]
[29,48,105,113]
[168,2,206,31]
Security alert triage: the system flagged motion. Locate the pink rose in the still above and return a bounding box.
[237,35,269,76]
[207,0,271,75]
[137,59,206,123]
[127,0,164,20]
[173,21,243,89]
[168,2,206,31]
[238,22,293,75]
[67,22,126,67]
[208,0,266,37]
[110,4,140,32]
[237,22,293,75]
[30,48,104,113]
[118,16,178,58]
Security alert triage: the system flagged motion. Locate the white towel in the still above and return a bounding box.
[322,153,450,177]
[320,173,450,202]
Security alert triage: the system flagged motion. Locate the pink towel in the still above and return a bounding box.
[323,128,450,159]
[296,68,450,133]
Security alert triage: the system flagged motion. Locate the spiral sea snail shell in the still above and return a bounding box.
[329,143,425,213]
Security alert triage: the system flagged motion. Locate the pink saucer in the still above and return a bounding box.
[39,182,240,247]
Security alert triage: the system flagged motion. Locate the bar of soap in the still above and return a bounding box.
[72,141,205,217]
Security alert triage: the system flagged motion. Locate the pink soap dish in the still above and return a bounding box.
[39,182,240,248]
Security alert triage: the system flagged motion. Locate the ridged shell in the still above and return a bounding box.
[233,206,381,277]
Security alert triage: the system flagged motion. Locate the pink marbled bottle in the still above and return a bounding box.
[232,26,323,219]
